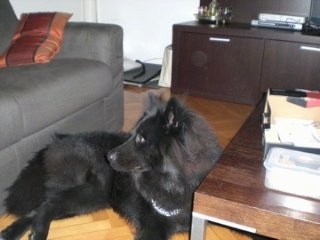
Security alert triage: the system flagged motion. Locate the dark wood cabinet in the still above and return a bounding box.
[173,32,264,104]
[261,40,320,91]
[172,21,320,105]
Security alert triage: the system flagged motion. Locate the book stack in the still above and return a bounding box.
[251,13,306,31]
[286,90,320,108]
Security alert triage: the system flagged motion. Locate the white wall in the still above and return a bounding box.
[9,0,97,22]
[9,0,198,63]
[98,0,198,63]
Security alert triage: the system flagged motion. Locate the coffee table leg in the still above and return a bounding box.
[190,214,206,240]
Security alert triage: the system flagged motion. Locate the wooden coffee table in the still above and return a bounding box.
[191,99,320,240]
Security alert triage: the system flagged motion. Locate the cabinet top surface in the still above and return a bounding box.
[173,21,320,44]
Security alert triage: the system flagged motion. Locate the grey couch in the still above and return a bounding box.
[0,0,124,214]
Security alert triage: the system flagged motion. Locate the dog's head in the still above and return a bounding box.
[107,93,188,173]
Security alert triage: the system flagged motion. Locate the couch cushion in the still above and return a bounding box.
[0,92,23,150]
[0,12,72,68]
[0,58,113,149]
[0,0,18,53]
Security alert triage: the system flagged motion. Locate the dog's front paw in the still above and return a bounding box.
[28,231,46,240]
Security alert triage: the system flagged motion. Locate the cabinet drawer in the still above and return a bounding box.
[172,32,264,104]
[261,40,320,91]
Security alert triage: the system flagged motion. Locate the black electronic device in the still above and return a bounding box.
[124,62,161,87]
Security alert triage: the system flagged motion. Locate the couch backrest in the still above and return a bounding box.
[0,0,18,53]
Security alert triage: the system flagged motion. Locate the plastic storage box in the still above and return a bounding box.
[264,147,320,199]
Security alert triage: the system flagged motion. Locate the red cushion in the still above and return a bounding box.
[0,12,72,67]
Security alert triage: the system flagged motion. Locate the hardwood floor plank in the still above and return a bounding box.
[212,224,250,240]
[50,215,96,229]
[205,225,225,240]
[50,227,134,240]
[48,220,111,239]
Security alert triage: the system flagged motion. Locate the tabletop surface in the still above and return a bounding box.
[193,99,320,240]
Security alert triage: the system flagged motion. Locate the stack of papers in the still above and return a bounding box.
[275,118,320,148]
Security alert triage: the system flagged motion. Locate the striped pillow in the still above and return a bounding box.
[0,12,72,68]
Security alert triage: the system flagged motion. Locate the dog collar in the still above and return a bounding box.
[151,199,182,217]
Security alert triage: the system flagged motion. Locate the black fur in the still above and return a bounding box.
[0,94,221,240]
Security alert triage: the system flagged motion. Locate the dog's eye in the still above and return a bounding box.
[135,134,146,145]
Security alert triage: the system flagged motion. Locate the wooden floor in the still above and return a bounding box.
[0,86,254,240]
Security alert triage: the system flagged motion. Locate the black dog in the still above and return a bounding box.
[0,131,128,240]
[0,93,221,240]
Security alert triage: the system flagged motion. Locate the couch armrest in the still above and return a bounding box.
[57,22,123,77]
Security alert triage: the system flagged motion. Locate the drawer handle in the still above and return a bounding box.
[300,46,320,52]
[209,37,230,42]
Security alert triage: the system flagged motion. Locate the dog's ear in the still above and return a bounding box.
[164,97,183,130]
[145,93,161,111]
[148,92,160,105]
